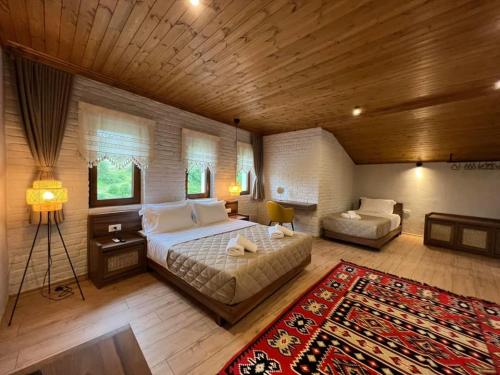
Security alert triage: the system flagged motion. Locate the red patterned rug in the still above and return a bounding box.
[219,260,500,375]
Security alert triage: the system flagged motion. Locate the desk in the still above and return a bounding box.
[276,200,317,211]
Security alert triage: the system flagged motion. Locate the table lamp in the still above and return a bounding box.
[228,182,242,196]
[8,179,85,326]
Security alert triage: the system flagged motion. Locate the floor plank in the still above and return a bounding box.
[1,235,499,374]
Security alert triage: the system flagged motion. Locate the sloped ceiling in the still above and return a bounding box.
[0,0,499,163]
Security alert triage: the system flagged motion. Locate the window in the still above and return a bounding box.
[182,128,219,199]
[78,101,155,208]
[89,160,141,207]
[185,166,211,199]
[237,170,251,195]
[237,141,254,196]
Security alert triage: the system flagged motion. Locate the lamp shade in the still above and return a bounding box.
[26,180,68,212]
[228,182,242,196]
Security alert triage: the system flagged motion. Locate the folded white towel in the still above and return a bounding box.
[235,234,258,253]
[268,226,285,239]
[275,224,294,237]
[347,210,356,215]
[226,237,244,257]
[341,212,361,220]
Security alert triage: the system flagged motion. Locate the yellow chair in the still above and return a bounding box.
[266,201,295,230]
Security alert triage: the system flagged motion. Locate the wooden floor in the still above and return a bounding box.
[1,235,499,375]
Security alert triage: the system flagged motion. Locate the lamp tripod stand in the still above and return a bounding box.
[8,211,85,326]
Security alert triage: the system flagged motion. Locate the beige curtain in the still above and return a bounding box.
[78,101,156,169]
[181,128,219,173]
[251,133,264,200]
[11,53,73,224]
[237,141,254,175]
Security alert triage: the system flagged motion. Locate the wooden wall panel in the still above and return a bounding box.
[0,0,499,163]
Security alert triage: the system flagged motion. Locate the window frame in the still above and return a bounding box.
[89,163,141,208]
[185,167,211,199]
[239,171,251,196]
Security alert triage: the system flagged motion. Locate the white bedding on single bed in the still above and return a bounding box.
[146,219,257,266]
[355,210,401,231]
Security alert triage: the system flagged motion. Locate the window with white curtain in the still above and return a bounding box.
[182,128,219,198]
[78,101,155,207]
[237,141,254,195]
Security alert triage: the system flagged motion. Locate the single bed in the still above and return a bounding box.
[144,218,312,325]
[322,200,403,249]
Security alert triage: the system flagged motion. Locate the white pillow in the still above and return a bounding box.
[192,201,228,226]
[139,200,186,216]
[143,203,195,234]
[359,197,396,214]
[187,198,217,204]
[140,200,187,233]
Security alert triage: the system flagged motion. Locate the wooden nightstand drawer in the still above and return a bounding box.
[103,245,144,279]
[89,236,146,288]
[88,211,146,288]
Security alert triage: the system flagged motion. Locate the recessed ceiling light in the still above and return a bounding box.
[190,0,200,6]
[352,106,362,116]
[494,80,500,90]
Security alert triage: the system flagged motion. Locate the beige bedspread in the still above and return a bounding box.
[165,224,312,305]
[322,212,392,239]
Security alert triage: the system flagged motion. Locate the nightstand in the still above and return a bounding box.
[229,213,250,221]
[88,233,146,288]
[225,200,250,221]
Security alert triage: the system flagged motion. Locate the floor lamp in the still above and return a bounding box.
[8,179,85,326]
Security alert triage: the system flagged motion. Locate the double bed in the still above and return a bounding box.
[88,203,312,326]
[322,199,403,249]
[141,211,312,325]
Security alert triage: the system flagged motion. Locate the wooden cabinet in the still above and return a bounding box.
[495,230,500,257]
[89,234,146,288]
[225,200,239,215]
[225,200,250,221]
[88,211,145,288]
[424,213,500,258]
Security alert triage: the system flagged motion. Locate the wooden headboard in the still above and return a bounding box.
[87,210,142,240]
[357,199,404,224]
[393,203,403,223]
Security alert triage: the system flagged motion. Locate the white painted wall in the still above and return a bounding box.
[260,128,354,235]
[355,163,500,235]
[0,50,9,320]
[3,58,258,294]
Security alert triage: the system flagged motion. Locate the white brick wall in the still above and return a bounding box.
[260,128,354,235]
[318,129,355,221]
[4,60,258,294]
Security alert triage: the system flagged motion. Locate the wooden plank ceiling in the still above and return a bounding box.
[0,0,499,164]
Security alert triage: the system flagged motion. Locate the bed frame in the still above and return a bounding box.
[322,202,403,250]
[88,210,311,326]
[147,255,310,326]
